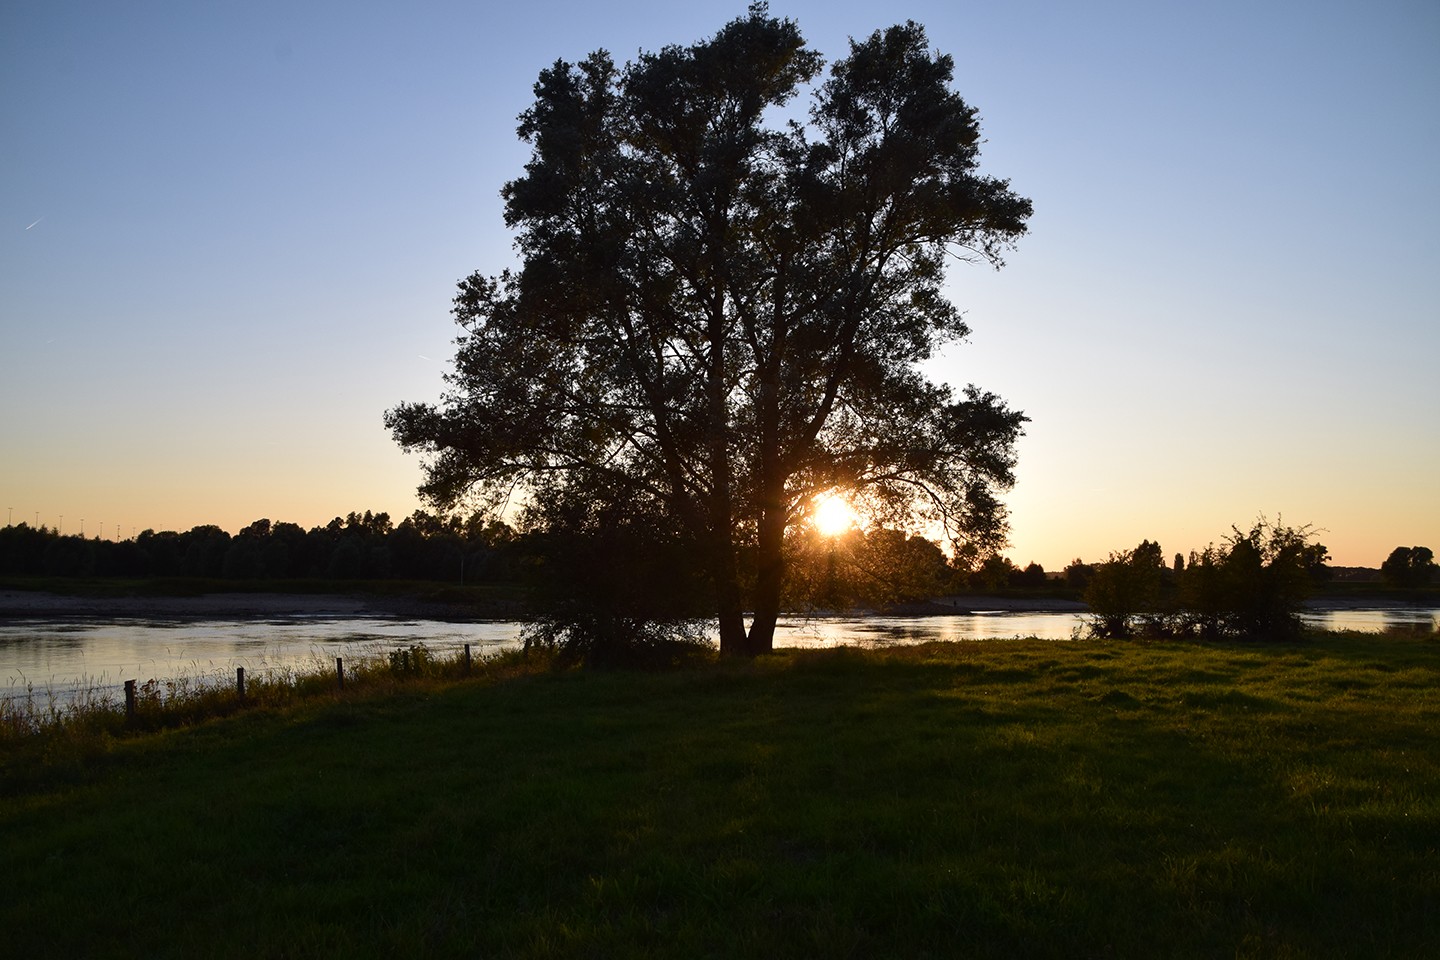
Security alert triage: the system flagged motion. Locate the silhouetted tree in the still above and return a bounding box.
[135,529,184,576]
[1014,561,1047,589]
[182,525,231,579]
[854,529,950,605]
[1207,520,1318,639]
[1301,541,1331,582]
[0,523,53,576]
[1063,558,1094,591]
[972,555,1018,593]
[264,521,306,579]
[521,478,713,667]
[785,526,950,609]
[223,519,272,580]
[1180,545,1227,638]
[386,6,1030,655]
[1381,546,1437,588]
[1084,540,1167,638]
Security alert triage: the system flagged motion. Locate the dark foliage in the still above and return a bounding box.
[1084,540,1167,639]
[1380,546,1437,588]
[517,481,714,667]
[386,5,1031,655]
[0,511,523,586]
[1084,520,1327,640]
[784,526,950,610]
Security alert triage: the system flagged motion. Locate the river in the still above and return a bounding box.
[2,605,1435,706]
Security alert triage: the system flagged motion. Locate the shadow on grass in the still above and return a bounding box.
[1,636,1436,958]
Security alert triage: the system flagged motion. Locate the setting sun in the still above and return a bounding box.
[812,493,859,537]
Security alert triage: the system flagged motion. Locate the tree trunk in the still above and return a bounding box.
[717,582,749,656]
[746,503,787,655]
[713,524,753,656]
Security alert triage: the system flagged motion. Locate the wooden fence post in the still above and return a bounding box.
[124,679,136,721]
[336,657,344,691]
[464,643,472,674]
[236,666,246,701]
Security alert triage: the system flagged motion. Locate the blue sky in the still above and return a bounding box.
[2,0,1436,568]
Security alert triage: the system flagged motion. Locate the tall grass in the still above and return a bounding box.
[0,643,546,795]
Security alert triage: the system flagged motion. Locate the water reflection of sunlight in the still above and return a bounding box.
[5,606,1437,705]
[0,617,526,706]
[773,613,1088,646]
[1301,609,1439,635]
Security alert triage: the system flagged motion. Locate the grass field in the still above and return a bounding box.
[3,634,1437,958]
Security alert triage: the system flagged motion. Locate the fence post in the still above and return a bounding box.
[464,643,472,674]
[124,679,136,722]
[236,666,246,702]
[336,657,344,691]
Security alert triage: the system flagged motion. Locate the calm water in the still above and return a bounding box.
[2,607,1435,705]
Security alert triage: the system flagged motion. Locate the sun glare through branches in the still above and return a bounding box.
[812,493,860,538]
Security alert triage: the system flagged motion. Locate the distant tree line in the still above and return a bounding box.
[0,501,1066,610]
[4,506,1427,642]
[0,511,523,584]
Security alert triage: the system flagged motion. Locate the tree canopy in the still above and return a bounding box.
[386,4,1032,655]
[1381,546,1438,589]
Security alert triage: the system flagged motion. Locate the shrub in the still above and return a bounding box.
[1178,545,1227,639]
[517,480,715,668]
[387,644,436,677]
[1197,520,1314,639]
[521,615,712,669]
[1084,540,1167,638]
[1087,520,1324,641]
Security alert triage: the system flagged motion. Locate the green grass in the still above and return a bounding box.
[3,634,1437,958]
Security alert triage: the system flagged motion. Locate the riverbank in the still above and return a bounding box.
[3,636,1436,958]
[2,586,1091,621]
[0,585,515,621]
[3,584,1430,623]
[0,589,1089,621]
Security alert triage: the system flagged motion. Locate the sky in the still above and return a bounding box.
[2,0,1437,570]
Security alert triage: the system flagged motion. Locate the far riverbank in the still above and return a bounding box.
[0,588,510,622]
[3,585,1435,623]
